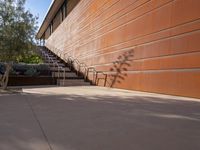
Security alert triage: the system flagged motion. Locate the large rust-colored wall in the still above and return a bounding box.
[46,0,200,98]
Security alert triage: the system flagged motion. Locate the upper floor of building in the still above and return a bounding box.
[36,0,80,40]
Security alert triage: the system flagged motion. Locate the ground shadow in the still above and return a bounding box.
[1,91,200,150]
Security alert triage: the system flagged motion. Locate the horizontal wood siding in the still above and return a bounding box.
[46,0,200,98]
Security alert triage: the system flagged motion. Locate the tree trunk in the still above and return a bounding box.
[1,63,12,90]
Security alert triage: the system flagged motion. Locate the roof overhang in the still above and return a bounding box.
[36,0,65,39]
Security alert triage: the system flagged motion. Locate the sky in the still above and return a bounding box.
[25,0,52,28]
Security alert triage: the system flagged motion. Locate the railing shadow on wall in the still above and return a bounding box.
[45,45,134,87]
[109,49,134,87]
[64,54,108,87]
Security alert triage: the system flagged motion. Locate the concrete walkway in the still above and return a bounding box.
[0,86,200,150]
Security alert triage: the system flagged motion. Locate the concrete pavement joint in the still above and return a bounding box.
[23,93,54,150]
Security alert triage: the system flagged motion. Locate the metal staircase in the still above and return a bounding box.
[38,46,91,86]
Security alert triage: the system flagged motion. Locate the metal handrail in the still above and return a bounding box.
[45,46,108,86]
[63,53,87,77]
[41,49,66,82]
[86,67,108,86]
[64,53,108,86]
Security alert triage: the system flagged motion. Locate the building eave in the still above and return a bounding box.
[36,0,65,39]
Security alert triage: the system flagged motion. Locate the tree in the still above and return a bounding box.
[0,0,38,89]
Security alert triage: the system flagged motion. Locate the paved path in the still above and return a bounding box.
[0,86,200,150]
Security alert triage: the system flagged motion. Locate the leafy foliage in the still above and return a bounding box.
[24,67,39,76]
[0,62,51,76]
[17,54,43,64]
[0,0,38,62]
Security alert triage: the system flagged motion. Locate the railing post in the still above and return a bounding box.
[77,65,80,76]
[93,70,95,85]
[104,74,107,87]
[95,72,98,85]
[84,67,87,81]
[57,65,60,78]
[64,69,65,81]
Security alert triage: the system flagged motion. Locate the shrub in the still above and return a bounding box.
[24,67,39,77]
[17,54,43,64]
[0,63,51,76]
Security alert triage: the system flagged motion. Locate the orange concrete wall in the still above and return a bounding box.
[46,0,200,98]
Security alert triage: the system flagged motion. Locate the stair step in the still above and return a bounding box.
[47,59,61,63]
[45,59,58,63]
[43,53,54,56]
[52,72,78,78]
[50,67,70,72]
[57,79,91,86]
[44,53,52,55]
[49,63,65,67]
[54,76,84,79]
[45,58,58,61]
[45,54,57,57]
[44,58,55,61]
[40,49,88,87]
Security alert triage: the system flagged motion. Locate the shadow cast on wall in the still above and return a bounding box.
[108,49,134,87]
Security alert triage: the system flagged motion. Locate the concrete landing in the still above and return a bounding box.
[0,86,200,150]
